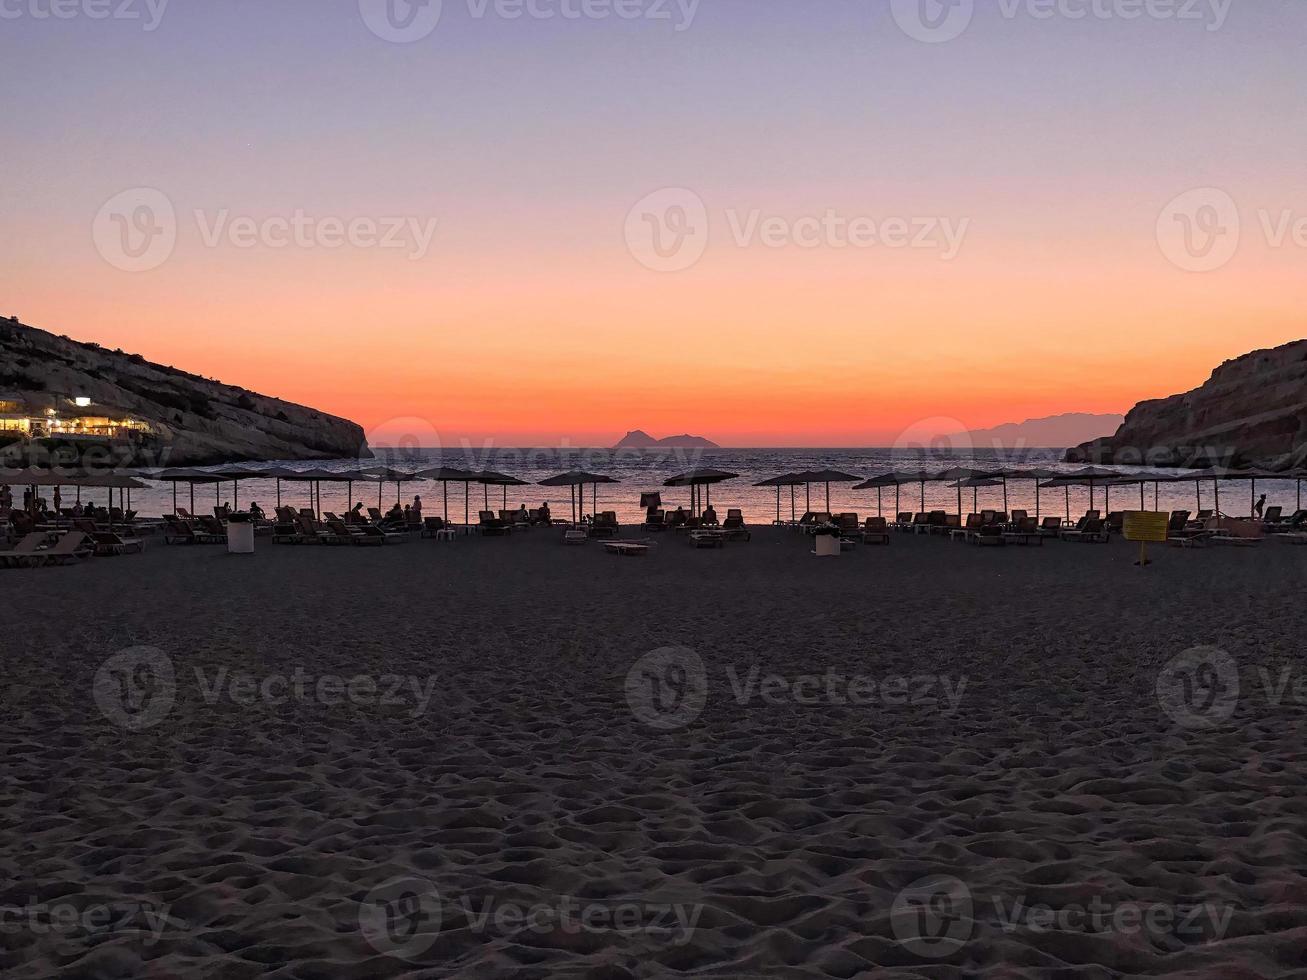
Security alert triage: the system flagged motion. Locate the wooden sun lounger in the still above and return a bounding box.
[604,539,652,556]
[0,532,50,568]
[33,531,93,566]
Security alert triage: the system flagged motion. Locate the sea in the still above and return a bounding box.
[115,447,1299,524]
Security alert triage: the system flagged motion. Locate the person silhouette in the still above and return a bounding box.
[1254,494,1266,518]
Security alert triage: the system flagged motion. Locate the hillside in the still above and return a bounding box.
[1067,340,1307,468]
[950,413,1124,450]
[0,318,369,466]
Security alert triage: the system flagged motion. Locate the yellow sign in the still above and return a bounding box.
[1124,511,1169,543]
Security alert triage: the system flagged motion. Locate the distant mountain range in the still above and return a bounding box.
[612,429,719,449]
[949,413,1124,450]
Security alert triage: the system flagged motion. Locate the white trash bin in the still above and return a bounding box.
[227,520,255,555]
[813,534,841,557]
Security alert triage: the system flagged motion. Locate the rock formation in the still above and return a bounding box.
[1067,340,1307,468]
[0,318,370,466]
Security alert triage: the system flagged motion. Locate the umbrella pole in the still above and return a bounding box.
[190,483,195,515]
[919,480,924,512]
[276,478,281,508]
[466,483,470,527]
[443,481,448,523]
[234,479,239,510]
[1064,486,1069,522]
[1214,479,1221,517]
[895,485,900,516]
[791,484,796,522]
[877,487,883,517]
[825,482,830,512]
[1002,477,1008,513]
[504,486,508,510]
[805,484,810,514]
[1250,479,1255,518]
[172,484,177,515]
[957,484,962,520]
[1035,481,1040,519]
[348,481,353,510]
[775,487,780,524]
[1195,480,1201,512]
[1140,484,1145,510]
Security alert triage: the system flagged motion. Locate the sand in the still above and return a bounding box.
[2,527,1306,978]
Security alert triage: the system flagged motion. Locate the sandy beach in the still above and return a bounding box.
[2,528,1306,977]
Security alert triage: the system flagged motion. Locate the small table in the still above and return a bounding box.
[434,528,457,542]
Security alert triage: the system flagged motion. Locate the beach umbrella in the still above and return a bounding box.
[665,469,740,518]
[76,472,149,529]
[210,467,274,511]
[995,468,1058,519]
[756,473,809,523]
[418,466,477,525]
[541,471,620,525]
[277,468,355,518]
[948,477,1005,516]
[361,466,423,509]
[476,470,529,511]
[1062,467,1120,513]
[156,467,226,516]
[853,474,902,517]
[931,467,1000,519]
[790,469,861,513]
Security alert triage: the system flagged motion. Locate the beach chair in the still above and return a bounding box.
[890,512,914,531]
[34,530,93,566]
[722,509,751,541]
[326,518,380,546]
[272,520,301,544]
[604,538,652,556]
[689,530,726,549]
[1037,516,1064,539]
[199,516,228,539]
[861,516,890,545]
[0,532,50,568]
[590,511,621,539]
[1267,509,1307,533]
[952,513,983,542]
[644,509,667,532]
[90,530,146,556]
[933,513,960,536]
[1208,518,1264,547]
[971,525,1005,547]
[1104,512,1125,534]
[421,516,447,538]
[1064,518,1110,543]
[1002,516,1044,546]
[835,513,860,536]
[1261,506,1283,525]
[1009,510,1028,526]
[353,523,406,544]
[478,510,510,536]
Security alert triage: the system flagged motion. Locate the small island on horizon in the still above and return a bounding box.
[611,429,720,449]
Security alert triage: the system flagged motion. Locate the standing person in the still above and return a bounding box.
[412,495,422,519]
[0,484,11,511]
[53,486,62,513]
[22,487,32,512]
[1254,493,1266,519]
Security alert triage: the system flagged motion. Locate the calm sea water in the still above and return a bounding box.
[123,448,1303,523]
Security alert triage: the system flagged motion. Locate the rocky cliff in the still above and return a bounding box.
[0,318,370,466]
[1067,340,1307,468]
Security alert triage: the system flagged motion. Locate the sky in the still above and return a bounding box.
[2,0,1305,447]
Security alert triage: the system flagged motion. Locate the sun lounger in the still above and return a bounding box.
[590,511,621,539]
[1061,518,1110,543]
[722,509,751,541]
[604,539,652,556]
[951,513,983,542]
[1001,517,1044,546]
[163,516,222,545]
[33,530,93,566]
[91,531,146,556]
[861,517,890,545]
[0,532,50,568]
[971,525,1005,547]
[643,509,666,532]
[890,511,914,531]
[689,530,726,549]
[563,528,588,545]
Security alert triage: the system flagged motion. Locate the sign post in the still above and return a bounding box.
[1123,511,1168,567]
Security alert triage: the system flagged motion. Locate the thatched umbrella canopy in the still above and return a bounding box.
[789,469,861,514]
[756,473,810,523]
[852,473,903,517]
[210,467,275,511]
[948,477,1005,516]
[156,467,228,516]
[417,466,478,525]
[994,467,1059,518]
[475,470,530,511]
[540,471,620,524]
[664,469,740,517]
